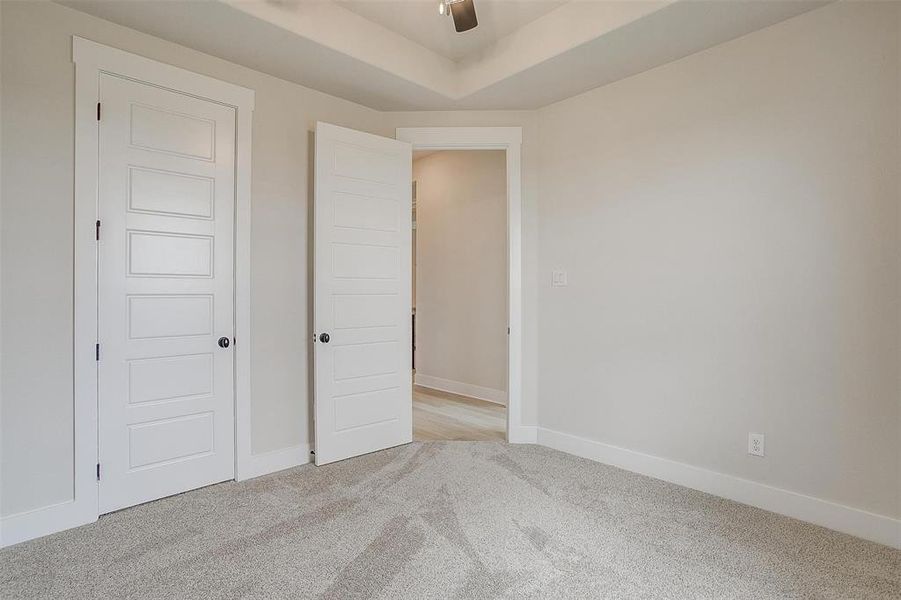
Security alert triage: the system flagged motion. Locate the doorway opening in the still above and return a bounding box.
[313,124,524,466]
[411,150,508,441]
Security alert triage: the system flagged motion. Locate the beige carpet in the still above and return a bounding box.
[1,442,898,599]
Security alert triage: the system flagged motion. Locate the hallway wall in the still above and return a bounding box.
[413,150,507,402]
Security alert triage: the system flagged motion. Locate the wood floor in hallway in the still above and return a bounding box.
[413,384,506,441]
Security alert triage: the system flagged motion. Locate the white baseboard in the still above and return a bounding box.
[415,374,507,405]
[537,427,901,549]
[237,443,311,481]
[508,425,538,444]
[3,444,311,548]
[1,499,96,549]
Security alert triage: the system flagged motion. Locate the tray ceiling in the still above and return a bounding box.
[59,0,830,110]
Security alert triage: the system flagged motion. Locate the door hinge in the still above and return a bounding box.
[96,463,101,481]
[95,343,100,361]
[96,102,101,121]
[507,327,511,335]
[95,219,101,241]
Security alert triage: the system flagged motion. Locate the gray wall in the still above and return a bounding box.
[1,0,898,527]
[0,0,389,516]
[536,0,900,518]
[0,1,539,518]
[413,150,507,397]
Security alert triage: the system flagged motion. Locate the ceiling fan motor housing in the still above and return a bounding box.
[440,0,478,32]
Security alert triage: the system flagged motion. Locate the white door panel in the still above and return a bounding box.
[98,74,235,513]
[314,122,412,465]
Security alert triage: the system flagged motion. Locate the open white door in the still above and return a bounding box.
[313,122,413,465]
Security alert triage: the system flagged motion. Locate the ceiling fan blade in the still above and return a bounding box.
[450,0,478,32]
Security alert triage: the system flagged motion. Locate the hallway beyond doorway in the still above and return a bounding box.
[413,385,505,441]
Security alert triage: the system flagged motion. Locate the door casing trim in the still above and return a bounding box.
[395,127,528,443]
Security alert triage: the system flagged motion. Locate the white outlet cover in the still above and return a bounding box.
[748,433,765,457]
[552,270,568,287]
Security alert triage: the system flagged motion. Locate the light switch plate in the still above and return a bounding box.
[552,270,568,287]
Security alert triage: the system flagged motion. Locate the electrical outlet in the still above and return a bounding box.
[748,433,765,457]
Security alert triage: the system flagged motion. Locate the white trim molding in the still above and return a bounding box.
[232,74,255,483]
[239,444,312,481]
[396,127,526,444]
[414,374,507,405]
[1,37,255,550]
[537,427,901,549]
[508,425,538,445]
[0,501,93,548]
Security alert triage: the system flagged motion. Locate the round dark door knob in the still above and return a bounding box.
[218,337,230,348]
[319,333,330,343]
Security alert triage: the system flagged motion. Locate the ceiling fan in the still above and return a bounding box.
[438,0,478,33]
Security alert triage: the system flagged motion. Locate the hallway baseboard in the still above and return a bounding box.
[414,374,507,405]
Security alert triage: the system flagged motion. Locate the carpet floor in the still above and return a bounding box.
[1,442,898,599]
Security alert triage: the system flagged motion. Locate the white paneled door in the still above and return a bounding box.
[98,74,236,513]
[314,122,412,465]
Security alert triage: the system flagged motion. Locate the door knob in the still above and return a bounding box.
[218,336,230,348]
[319,333,330,343]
